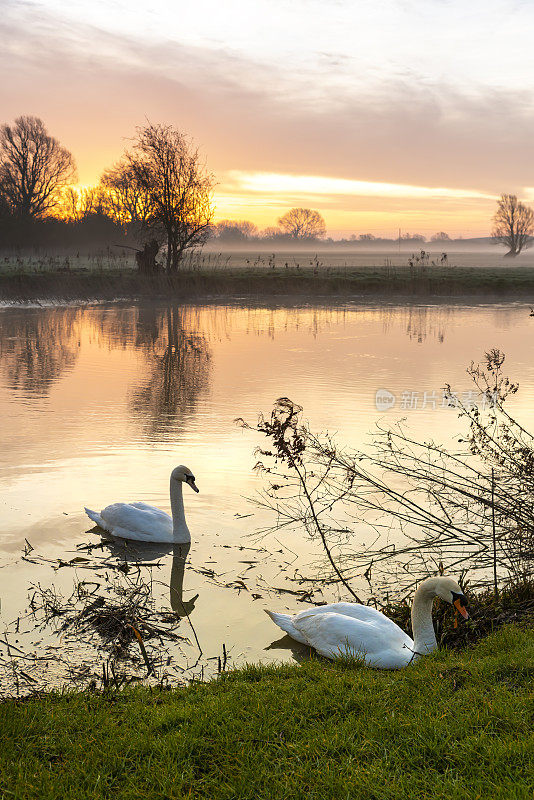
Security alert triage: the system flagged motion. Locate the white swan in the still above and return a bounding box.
[85,465,198,543]
[266,576,469,669]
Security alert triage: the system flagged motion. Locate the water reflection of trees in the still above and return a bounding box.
[0,308,82,394]
[0,305,212,436]
[379,305,447,343]
[128,305,211,439]
[0,302,455,406]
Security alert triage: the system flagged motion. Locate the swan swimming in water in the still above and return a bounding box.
[266,576,469,669]
[85,465,198,543]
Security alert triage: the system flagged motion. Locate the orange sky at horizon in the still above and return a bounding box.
[3,0,534,238]
[71,163,499,239]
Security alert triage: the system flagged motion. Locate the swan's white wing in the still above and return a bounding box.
[128,502,171,519]
[99,502,173,542]
[293,612,414,669]
[293,602,406,635]
[264,611,310,645]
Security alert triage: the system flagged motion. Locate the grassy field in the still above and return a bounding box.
[2,264,534,303]
[1,626,532,800]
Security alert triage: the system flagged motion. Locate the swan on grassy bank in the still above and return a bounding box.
[85,465,198,543]
[266,576,469,669]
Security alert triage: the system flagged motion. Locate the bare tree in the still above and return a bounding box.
[61,186,103,223]
[277,208,326,240]
[125,123,215,271]
[215,219,258,242]
[492,194,534,257]
[430,232,451,242]
[401,233,426,242]
[100,161,154,231]
[0,116,76,218]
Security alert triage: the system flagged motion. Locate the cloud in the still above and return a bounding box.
[2,0,534,234]
[226,172,497,201]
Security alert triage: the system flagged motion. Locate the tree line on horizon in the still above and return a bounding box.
[0,115,532,266]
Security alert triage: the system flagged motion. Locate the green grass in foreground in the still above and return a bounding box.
[1,627,533,800]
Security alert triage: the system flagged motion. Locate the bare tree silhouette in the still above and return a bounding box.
[114,123,215,271]
[0,116,76,218]
[277,208,326,240]
[492,194,534,257]
[100,161,155,232]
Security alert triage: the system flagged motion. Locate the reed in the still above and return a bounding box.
[3,264,534,303]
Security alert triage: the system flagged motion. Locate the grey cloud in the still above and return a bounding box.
[1,1,533,195]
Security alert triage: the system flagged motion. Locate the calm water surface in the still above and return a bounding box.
[1,300,533,689]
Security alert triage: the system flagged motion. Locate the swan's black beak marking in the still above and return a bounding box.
[452,591,469,619]
[186,475,199,493]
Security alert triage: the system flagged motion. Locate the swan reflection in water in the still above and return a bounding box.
[264,632,313,664]
[97,537,199,620]
[169,543,199,618]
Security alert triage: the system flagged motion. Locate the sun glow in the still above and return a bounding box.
[225,172,496,202]
[211,172,499,236]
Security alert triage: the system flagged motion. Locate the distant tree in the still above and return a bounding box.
[215,219,258,242]
[358,233,376,241]
[277,208,326,239]
[261,226,290,240]
[401,233,426,242]
[0,116,76,218]
[491,194,534,257]
[431,231,451,242]
[100,160,154,231]
[61,186,104,223]
[124,123,215,271]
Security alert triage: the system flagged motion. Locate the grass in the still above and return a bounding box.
[1,626,532,799]
[3,264,534,303]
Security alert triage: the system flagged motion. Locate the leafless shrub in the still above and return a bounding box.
[239,351,533,598]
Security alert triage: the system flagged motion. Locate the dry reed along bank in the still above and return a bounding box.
[3,265,534,303]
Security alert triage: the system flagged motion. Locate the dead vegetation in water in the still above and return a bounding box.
[28,569,189,666]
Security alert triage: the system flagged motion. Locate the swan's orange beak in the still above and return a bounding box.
[453,598,469,619]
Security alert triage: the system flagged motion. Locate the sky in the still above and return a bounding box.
[2,0,534,236]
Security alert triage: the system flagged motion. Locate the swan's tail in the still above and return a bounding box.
[84,507,105,528]
[265,610,309,645]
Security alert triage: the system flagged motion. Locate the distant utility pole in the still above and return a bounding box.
[398,228,401,255]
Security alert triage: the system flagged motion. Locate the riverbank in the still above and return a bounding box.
[1,625,532,800]
[2,265,534,303]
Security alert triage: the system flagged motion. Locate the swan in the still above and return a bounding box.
[265,576,469,669]
[85,465,198,543]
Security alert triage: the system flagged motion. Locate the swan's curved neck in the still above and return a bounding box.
[411,583,438,654]
[170,479,191,543]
